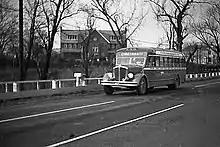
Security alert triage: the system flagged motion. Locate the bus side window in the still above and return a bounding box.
[156,56,160,67]
[180,58,183,67]
[168,58,170,67]
[169,58,173,67]
[164,57,168,67]
[174,58,180,67]
[171,58,174,67]
[181,58,186,67]
[160,57,164,67]
[177,58,180,67]
[147,56,155,67]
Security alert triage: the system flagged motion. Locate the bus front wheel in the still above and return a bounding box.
[104,86,114,95]
[136,77,147,95]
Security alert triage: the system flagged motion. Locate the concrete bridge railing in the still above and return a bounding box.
[0,72,219,93]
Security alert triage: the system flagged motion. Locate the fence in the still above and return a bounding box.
[186,72,220,81]
[0,77,102,93]
[0,72,220,93]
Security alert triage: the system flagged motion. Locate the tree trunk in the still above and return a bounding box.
[217,52,220,65]
[176,34,183,52]
[19,0,25,91]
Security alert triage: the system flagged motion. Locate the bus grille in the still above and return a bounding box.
[114,67,127,81]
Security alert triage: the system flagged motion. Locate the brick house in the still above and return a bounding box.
[60,27,126,63]
[183,45,216,64]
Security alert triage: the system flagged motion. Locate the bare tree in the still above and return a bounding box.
[0,0,18,54]
[91,0,147,48]
[19,0,41,80]
[159,22,176,49]
[77,5,97,78]
[191,2,220,64]
[147,0,202,52]
[183,41,201,64]
[35,0,78,80]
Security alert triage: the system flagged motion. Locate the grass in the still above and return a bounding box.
[0,66,111,82]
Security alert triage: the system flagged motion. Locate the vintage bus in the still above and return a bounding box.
[101,47,186,95]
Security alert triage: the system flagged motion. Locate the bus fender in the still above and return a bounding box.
[102,73,113,81]
[133,73,149,88]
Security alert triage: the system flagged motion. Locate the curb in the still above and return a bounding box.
[0,85,103,104]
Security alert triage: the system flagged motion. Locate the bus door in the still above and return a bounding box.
[161,56,182,84]
[144,55,165,87]
[160,56,175,83]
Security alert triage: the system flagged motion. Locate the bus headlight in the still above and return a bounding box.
[128,73,134,79]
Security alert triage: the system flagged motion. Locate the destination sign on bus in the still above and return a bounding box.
[155,50,183,57]
[117,52,147,57]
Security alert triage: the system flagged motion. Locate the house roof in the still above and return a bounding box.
[61,29,122,44]
[99,30,122,42]
[62,29,88,36]
[96,30,110,43]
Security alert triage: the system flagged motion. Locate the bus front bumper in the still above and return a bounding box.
[101,81,138,87]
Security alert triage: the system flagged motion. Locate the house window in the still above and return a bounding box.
[71,43,78,49]
[68,43,72,48]
[61,43,64,48]
[62,43,67,48]
[78,44,81,49]
[92,47,99,53]
[110,44,117,49]
[110,35,117,41]
[67,35,77,40]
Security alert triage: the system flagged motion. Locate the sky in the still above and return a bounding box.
[58,6,164,48]
[56,0,164,48]
[9,0,173,48]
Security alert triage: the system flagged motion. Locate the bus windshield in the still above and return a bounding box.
[116,57,146,66]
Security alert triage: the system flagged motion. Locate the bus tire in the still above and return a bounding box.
[104,86,114,95]
[136,77,147,95]
[168,76,180,90]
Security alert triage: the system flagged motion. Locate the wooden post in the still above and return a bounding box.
[98,79,101,84]
[5,83,8,93]
[74,73,82,87]
[13,82,18,92]
[36,81,39,90]
[58,81,61,88]
[52,80,56,89]
[76,77,80,87]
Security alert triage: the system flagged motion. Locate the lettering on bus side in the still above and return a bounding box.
[117,52,147,57]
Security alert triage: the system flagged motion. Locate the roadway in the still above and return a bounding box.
[0,79,220,147]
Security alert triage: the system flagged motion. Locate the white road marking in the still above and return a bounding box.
[0,101,115,123]
[195,81,220,88]
[46,103,184,147]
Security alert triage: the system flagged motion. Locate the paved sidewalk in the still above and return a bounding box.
[0,85,103,102]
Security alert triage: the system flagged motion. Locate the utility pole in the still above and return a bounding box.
[19,0,24,82]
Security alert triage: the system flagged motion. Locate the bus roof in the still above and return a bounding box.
[117,47,185,58]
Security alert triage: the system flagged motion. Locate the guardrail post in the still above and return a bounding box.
[13,82,18,92]
[36,82,39,90]
[98,79,101,84]
[195,74,198,78]
[52,80,56,89]
[5,83,8,93]
[74,73,82,87]
[58,81,61,88]
[81,78,86,86]
[76,77,80,87]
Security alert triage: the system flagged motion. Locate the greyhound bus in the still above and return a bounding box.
[101,47,186,95]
